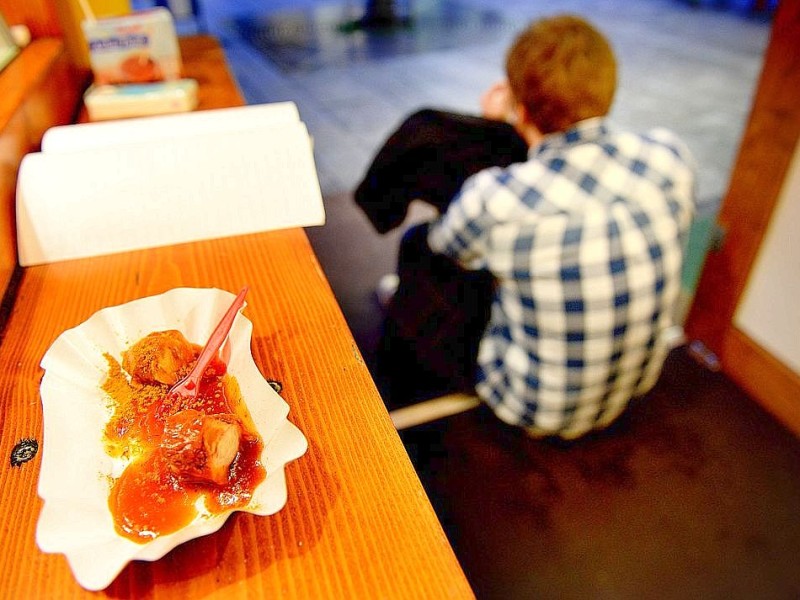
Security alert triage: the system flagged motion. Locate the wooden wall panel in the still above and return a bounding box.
[0,0,131,68]
[723,328,800,437]
[0,108,26,301]
[0,0,63,38]
[686,0,800,350]
[685,1,800,432]
[0,39,85,304]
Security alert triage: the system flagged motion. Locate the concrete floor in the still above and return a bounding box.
[408,346,800,599]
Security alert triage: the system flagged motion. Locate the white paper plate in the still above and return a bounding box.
[36,287,308,590]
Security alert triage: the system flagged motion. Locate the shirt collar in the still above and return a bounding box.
[529,117,609,158]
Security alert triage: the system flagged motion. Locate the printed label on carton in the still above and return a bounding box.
[82,8,181,85]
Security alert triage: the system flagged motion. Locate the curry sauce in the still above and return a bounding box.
[102,330,266,543]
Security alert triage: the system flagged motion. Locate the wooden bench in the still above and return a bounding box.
[0,34,474,598]
[0,38,84,321]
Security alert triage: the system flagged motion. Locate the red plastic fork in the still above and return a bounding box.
[169,286,249,399]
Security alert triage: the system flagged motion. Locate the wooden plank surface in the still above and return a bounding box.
[180,35,246,110]
[0,231,473,598]
[0,35,474,599]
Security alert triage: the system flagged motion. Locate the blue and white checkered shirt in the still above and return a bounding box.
[428,118,696,438]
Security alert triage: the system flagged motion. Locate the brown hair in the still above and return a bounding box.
[505,15,617,134]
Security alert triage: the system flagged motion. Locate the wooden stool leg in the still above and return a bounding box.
[390,393,481,430]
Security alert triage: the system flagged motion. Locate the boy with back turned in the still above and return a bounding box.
[356,14,696,439]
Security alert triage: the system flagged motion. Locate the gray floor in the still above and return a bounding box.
[185,0,771,359]
[199,0,770,203]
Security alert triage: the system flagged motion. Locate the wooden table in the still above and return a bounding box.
[0,35,474,599]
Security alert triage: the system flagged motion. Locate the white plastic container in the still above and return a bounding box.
[84,79,198,121]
